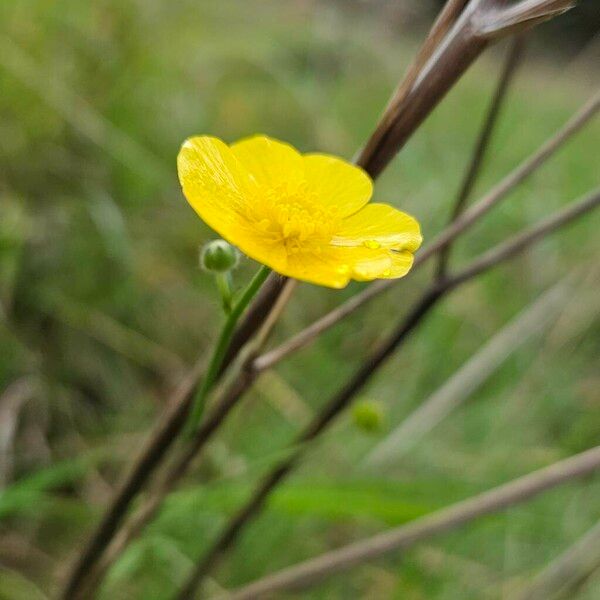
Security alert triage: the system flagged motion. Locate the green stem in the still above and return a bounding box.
[215,271,234,314]
[185,265,271,437]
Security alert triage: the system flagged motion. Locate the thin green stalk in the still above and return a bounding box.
[215,271,234,314]
[185,265,271,436]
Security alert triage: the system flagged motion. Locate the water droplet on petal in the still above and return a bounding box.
[364,240,380,249]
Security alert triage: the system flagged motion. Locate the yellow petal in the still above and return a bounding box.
[226,227,291,277]
[285,250,352,289]
[303,153,372,218]
[333,203,422,252]
[343,247,393,282]
[387,250,415,278]
[282,245,411,289]
[230,135,304,188]
[177,136,252,241]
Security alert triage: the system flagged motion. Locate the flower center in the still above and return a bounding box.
[250,183,339,254]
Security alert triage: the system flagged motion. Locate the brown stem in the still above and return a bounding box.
[436,34,526,279]
[358,0,574,178]
[177,186,600,598]
[364,275,574,467]
[72,5,478,579]
[221,445,600,599]
[475,0,576,39]
[58,2,476,589]
[417,91,600,266]
[82,373,257,598]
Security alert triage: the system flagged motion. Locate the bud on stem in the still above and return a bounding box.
[200,239,239,273]
[200,240,239,314]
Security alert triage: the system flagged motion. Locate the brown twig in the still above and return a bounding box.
[436,34,526,279]
[218,445,600,599]
[177,186,600,598]
[419,91,600,265]
[58,6,472,594]
[254,89,600,372]
[475,0,576,39]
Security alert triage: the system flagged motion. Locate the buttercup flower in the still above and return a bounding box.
[177,135,422,288]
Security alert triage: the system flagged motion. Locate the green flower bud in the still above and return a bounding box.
[352,400,385,433]
[200,239,239,273]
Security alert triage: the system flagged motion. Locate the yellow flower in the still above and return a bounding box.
[177,135,422,289]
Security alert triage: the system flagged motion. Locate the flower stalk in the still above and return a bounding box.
[184,264,271,436]
[215,271,234,314]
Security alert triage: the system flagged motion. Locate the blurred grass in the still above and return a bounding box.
[0,1,599,598]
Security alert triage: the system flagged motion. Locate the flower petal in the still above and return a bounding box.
[334,203,422,252]
[341,247,393,282]
[388,250,415,278]
[177,136,252,241]
[226,227,291,277]
[303,154,372,218]
[281,245,412,289]
[230,135,304,188]
[285,250,353,289]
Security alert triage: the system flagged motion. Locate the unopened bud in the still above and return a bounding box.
[200,239,239,272]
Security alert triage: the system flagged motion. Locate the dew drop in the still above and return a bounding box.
[364,240,380,249]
